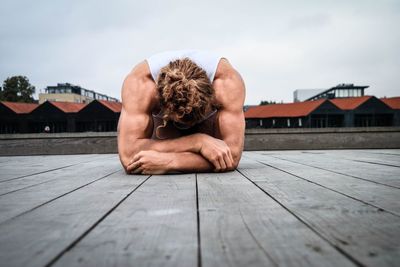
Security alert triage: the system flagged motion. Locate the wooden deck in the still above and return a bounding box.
[0,150,399,267]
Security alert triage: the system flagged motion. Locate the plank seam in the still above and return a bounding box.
[297,151,400,168]
[44,174,152,267]
[0,163,121,197]
[195,173,202,267]
[0,169,121,226]
[254,160,400,218]
[236,169,365,267]
[0,155,115,183]
[268,155,400,190]
[366,152,400,156]
[0,179,55,197]
[237,207,278,266]
[352,160,400,168]
[0,163,78,183]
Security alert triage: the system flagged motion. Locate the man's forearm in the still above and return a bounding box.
[168,151,214,173]
[135,133,206,154]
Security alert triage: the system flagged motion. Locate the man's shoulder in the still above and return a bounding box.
[214,58,239,79]
[122,61,158,111]
[213,59,245,110]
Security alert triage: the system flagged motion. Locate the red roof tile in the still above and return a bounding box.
[380,97,400,109]
[49,101,86,113]
[98,100,122,113]
[1,101,38,114]
[329,96,372,110]
[245,99,326,118]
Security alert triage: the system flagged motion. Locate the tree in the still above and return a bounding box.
[259,100,277,105]
[0,76,36,103]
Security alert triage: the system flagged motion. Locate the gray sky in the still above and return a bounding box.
[1,0,399,105]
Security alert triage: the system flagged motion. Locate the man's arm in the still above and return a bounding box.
[125,150,215,174]
[118,62,232,173]
[213,61,246,169]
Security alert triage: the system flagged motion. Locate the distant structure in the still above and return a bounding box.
[0,100,121,134]
[294,84,369,102]
[245,96,400,129]
[39,83,119,104]
[293,89,325,102]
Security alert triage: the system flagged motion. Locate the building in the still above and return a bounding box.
[76,100,121,132]
[0,102,38,133]
[27,101,85,133]
[0,100,121,134]
[381,97,400,126]
[39,83,119,104]
[294,84,369,102]
[245,99,345,128]
[245,96,399,128]
[330,96,393,127]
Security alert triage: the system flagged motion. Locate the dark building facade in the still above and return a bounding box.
[331,96,393,127]
[2,96,400,134]
[381,97,400,127]
[0,100,121,134]
[27,101,85,133]
[245,99,345,129]
[245,96,399,129]
[76,100,121,132]
[0,102,38,134]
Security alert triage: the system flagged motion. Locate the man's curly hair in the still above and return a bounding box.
[156,58,218,133]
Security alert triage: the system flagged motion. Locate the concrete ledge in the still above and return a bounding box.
[245,127,400,150]
[0,127,399,155]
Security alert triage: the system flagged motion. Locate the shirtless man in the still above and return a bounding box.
[118,50,245,174]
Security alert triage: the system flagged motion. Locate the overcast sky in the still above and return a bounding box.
[1,0,399,104]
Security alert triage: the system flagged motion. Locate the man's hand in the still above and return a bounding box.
[196,134,234,172]
[127,151,174,175]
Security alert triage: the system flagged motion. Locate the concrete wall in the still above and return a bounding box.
[245,127,400,150]
[0,127,399,156]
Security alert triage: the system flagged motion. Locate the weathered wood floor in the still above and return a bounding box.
[0,150,399,267]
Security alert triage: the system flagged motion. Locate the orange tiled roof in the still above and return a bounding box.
[245,99,326,118]
[380,97,400,109]
[98,100,122,113]
[1,101,38,114]
[49,101,86,113]
[329,96,372,110]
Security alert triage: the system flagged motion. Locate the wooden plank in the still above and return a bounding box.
[253,151,400,188]
[245,154,400,216]
[0,155,121,224]
[238,157,400,267]
[197,171,356,267]
[362,149,400,156]
[0,155,120,196]
[0,171,148,267]
[52,174,198,267]
[0,154,108,182]
[309,150,400,167]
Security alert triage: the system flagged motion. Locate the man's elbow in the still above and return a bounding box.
[225,153,241,172]
[118,149,134,174]
[119,156,130,174]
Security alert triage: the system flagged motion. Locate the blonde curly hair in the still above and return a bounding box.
[156,58,218,132]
